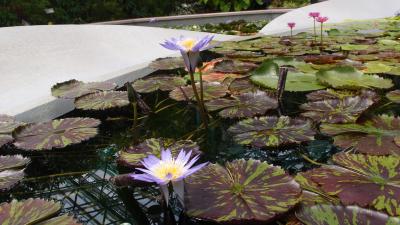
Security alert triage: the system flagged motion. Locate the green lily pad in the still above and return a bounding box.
[300,96,375,123]
[296,205,400,225]
[228,116,316,148]
[363,61,393,73]
[205,91,278,118]
[132,76,186,93]
[14,117,101,151]
[0,198,61,225]
[378,39,400,46]
[117,138,200,169]
[316,66,393,89]
[185,159,302,223]
[148,57,185,70]
[250,61,325,92]
[387,90,400,103]
[340,44,370,51]
[51,79,117,99]
[74,91,129,110]
[320,115,400,155]
[307,153,400,216]
[169,82,228,101]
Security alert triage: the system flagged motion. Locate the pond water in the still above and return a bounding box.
[1,17,400,225]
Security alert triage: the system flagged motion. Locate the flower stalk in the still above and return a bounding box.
[309,12,320,42]
[316,16,328,46]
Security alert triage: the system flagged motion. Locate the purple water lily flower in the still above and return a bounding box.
[131,148,208,205]
[160,35,214,73]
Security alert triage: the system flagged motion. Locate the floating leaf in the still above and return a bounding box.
[0,135,13,148]
[387,90,400,103]
[169,82,228,101]
[228,78,258,94]
[118,138,200,168]
[307,153,400,216]
[74,91,129,110]
[300,96,375,123]
[306,89,377,102]
[340,44,370,51]
[185,159,301,223]
[51,79,117,99]
[206,91,278,118]
[37,214,82,225]
[14,117,101,150]
[316,66,393,89]
[250,61,325,92]
[0,114,24,134]
[0,198,61,225]
[321,115,400,155]
[132,76,186,93]
[228,116,316,148]
[296,205,400,225]
[148,57,185,70]
[0,155,30,171]
[211,59,257,74]
[0,169,24,191]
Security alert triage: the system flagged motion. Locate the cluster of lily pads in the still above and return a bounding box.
[1,16,400,224]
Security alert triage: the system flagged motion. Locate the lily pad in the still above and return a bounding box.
[37,214,82,225]
[296,205,400,225]
[132,76,186,93]
[306,89,377,102]
[169,82,228,101]
[387,90,400,103]
[0,155,30,171]
[307,153,400,216]
[316,66,393,89]
[0,198,61,225]
[0,169,25,191]
[228,78,258,94]
[206,91,278,118]
[320,115,400,155]
[211,59,257,74]
[0,115,25,147]
[14,117,101,151]
[51,79,117,99]
[0,135,14,148]
[148,57,185,70]
[228,116,316,148]
[74,91,129,110]
[340,44,370,51]
[250,61,325,92]
[185,159,302,223]
[300,96,375,123]
[117,138,200,168]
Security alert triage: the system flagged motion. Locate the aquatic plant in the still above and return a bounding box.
[309,12,320,42]
[316,16,328,46]
[131,148,207,205]
[161,35,214,126]
[287,22,296,37]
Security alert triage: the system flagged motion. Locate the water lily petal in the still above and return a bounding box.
[161,149,172,162]
[142,155,161,169]
[182,162,208,178]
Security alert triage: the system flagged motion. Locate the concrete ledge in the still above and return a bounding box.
[94,9,292,27]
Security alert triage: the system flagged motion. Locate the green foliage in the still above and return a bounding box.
[199,0,264,12]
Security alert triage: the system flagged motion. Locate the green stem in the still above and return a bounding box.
[314,19,317,42]
[24,171,90,181]
[320,22,323,46]
[189,70,208,127]
[290,28,293,38]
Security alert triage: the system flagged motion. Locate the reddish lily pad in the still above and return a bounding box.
[14,117,101,151]
[307,153,400,216]
[132,76,186,93]
[37,214,82,225]
[0,155,30,171]
[300,96,375,123]
[74,91,129,110]
[228,78,258,94]
[306,89,378,102]
[228,116,316,148]
[169,82,228,101]
[185,159,302,223]
[320,115,400,155]
[296,205,400,225]
[211,59,257,74]
[51,79,117,99]
[0,115,25,147]
[117,138,200,169]
[148,57,185,71]
[0,169,25,191]
[0,135,13,148]
[205,91,278,118]
[0,198,61,225]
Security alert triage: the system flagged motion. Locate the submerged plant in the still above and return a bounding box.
[288,22,296,37]
[316,16,328,46]
[131,149,207,205]
[309,12,320,42]
[161,35,214,126]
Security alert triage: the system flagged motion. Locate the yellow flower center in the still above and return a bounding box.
[152,161,185,180]
[180,38,196,51]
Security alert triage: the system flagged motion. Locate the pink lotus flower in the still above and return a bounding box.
[287,22,296,29]
[131,148,207,205]
[309,12,320,18]
[316,16,329,23]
